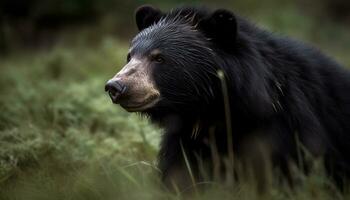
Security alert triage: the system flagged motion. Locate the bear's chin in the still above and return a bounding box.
[120,97,159,112]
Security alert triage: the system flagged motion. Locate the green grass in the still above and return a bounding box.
[1,4,350,199]
[0,38,164,199]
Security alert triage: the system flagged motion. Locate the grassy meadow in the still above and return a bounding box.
[1,2,350,199]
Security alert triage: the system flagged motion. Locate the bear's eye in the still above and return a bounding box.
[151,55,164,63]
[126,53,131,63]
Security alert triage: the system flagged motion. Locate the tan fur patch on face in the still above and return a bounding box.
[150,49,162,57]
[113,57,160,111]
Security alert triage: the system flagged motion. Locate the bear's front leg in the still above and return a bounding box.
[158,133,199,193]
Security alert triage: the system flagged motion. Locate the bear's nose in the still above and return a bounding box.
[105,79,127,104]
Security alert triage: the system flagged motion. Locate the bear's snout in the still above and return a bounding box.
[105,79,127,104]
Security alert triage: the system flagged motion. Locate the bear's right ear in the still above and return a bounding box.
[135,5,163,31]
[198,9,238,51]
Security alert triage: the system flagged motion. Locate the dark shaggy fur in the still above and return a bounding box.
[131,6,350,189]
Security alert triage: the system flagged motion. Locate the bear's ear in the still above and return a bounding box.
[198,9,237,50]
[135,5,163,31]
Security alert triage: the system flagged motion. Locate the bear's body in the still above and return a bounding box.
[105,6,350,189]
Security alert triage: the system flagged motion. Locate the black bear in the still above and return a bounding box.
[105,5,350,190]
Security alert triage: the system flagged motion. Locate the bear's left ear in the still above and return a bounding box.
[198,9,237,50]
[135,5,163,31]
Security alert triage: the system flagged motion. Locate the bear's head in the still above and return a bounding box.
[105,5,238,115]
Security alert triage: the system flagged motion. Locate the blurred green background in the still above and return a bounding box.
[0,0,349,199]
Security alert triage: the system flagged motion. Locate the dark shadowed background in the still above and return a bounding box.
[1,0,350,55]
[0,0,349,199]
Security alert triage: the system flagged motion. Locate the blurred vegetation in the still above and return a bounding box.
[1,0,350,53]
[0,0,350,199]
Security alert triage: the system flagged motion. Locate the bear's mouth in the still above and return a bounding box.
[120,95,160,112]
